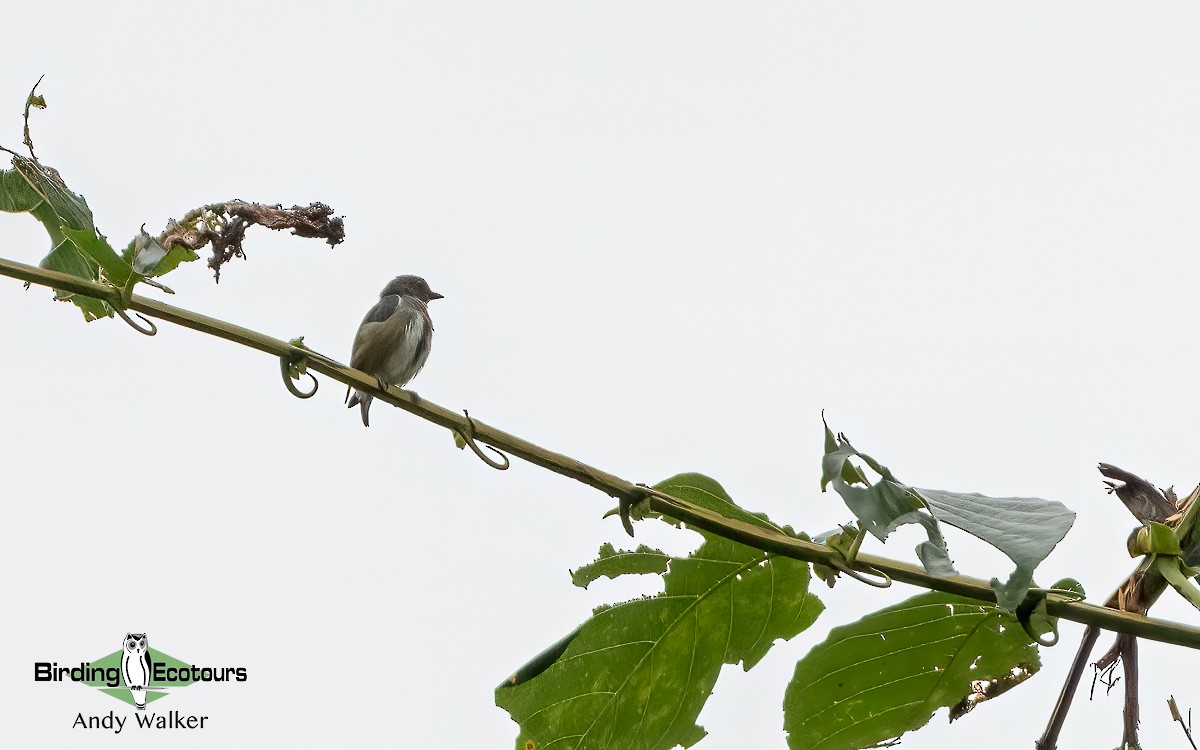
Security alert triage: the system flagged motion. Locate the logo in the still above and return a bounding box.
[34,632,247,733]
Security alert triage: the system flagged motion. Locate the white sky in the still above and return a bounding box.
[3,2,1200,748]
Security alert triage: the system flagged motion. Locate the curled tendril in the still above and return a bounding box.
[827,558,893,588]
[625,484,894,589]
[617,493,639,537]
[1016,587,1085,647]
[1031,586,1087,603]
[457,410,510,470]
[1029,627,1059,647]
[279,355,318,399]
[620,483,673,538]
[115,308,157,336]
[1016,605,1061,647]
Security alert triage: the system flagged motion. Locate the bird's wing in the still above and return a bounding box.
[361,294,401,326]
[351,295,401,370]
[352,296,430,385]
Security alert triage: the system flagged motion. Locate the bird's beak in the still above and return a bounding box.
[430,291,445,300]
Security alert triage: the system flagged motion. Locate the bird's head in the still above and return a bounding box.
[381,275,443,303]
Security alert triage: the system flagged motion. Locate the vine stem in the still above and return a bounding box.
[6,254,1200,651]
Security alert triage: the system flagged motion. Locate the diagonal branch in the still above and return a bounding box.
[5,255,1200,652]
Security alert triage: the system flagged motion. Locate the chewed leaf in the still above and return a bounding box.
[948,664,1036,722]
[784,591,1042,750]
[570,543,669,589]
[821,423,957,576]
[908,511,958,577]
[915,489,1075,610]
[821,419,1075,609]
[14,156,94,233]
[498,473,824,750]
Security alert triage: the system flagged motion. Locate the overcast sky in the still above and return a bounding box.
[4,3,1200,748]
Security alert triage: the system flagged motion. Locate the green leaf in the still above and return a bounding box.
[784,591,1042,750]
[820,424,924,540]
[821,420,1075,610]
[570,543,670,589]
[647,472,786,534]
[1128,521,1183,557]
[502,627,584,689]
[38,234,95,279]
[61,227,139,308]
[29,200,70,255]
[1051,577,1085,598]
[915,488,1076,611]
[35,216,111,321]
[1154,555,1200,612]
[0,168,41,213]
[11,157,111,320]
[1016,577,1085,645]
[147,244,199,277]
[821,424,956,576]
[497,473,824,750]
[14,156,94,232]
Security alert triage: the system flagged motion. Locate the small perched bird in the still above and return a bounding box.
[346,275,443,427]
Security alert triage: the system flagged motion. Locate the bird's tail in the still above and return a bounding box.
[346,389,373,427]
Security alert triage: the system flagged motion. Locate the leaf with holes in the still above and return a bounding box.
[497,473,824,750]
[820,420,958,577]
[783,591,1042,750]
[570,543,669,589]
[821,420,1075,609]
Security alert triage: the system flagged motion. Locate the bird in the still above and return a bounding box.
[346,275,443,427]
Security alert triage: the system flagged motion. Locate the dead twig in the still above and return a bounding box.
[157,200,345,281]
[1169,696,1199,750]
[22,74,45,161]
[1120,635,1140,749]
[1036,626,1100,749]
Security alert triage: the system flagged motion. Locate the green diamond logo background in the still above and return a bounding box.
[80,648,198,707]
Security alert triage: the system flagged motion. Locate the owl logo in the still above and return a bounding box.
[121,633,151,710]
